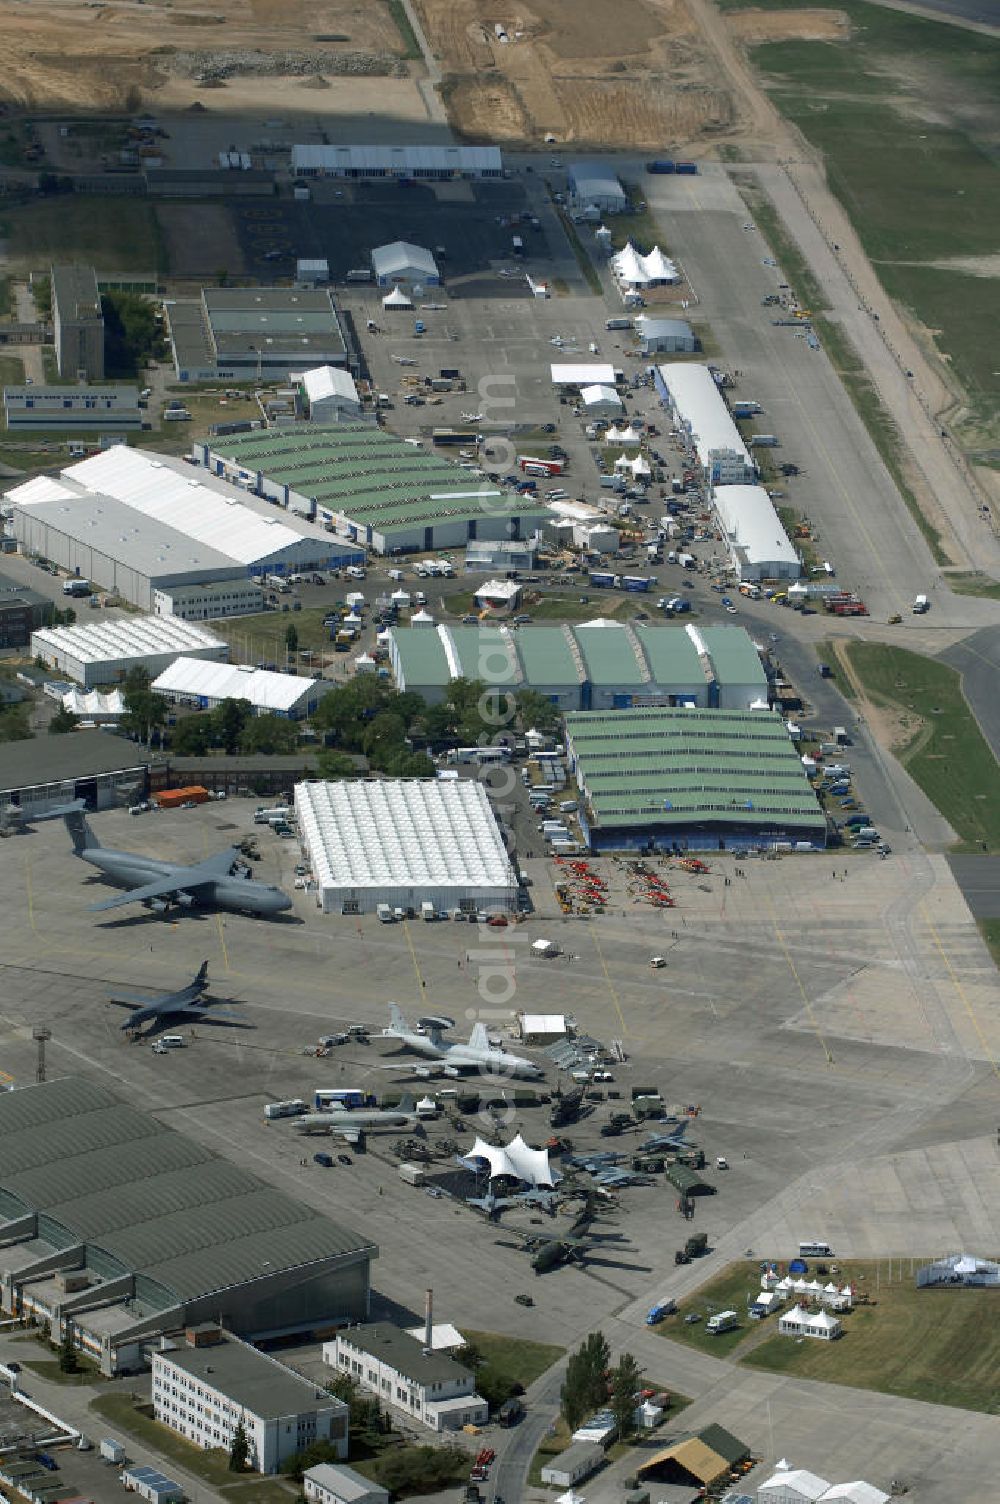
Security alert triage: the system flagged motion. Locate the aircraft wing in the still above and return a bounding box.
[109,984,200,1008]
[89,849,239,912]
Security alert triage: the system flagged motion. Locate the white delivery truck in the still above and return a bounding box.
[912,594,929,613]
[706,1310,739,1334]
[377,903,394,923]
[399,1163,427,1186]
[100,1439,126,1465]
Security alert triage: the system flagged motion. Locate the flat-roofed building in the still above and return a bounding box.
[167,287,347,383]
[3,385,141,432]
[566,706,826,852]
[52,264,104,381]
[291,145,502,179]
[153,1330,347,1473]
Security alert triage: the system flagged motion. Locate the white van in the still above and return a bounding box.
[706,1310,739,1334]
[346,566,366,580]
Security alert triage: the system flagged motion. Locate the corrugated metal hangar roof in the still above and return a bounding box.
[0,1078,374,1304]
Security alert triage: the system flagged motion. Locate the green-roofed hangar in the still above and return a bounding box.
[0,1078,377,1376]
[565,707,826,852]
[194,425,549,554]
[389,621,769,712]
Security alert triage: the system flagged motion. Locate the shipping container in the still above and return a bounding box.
[156,786,210,809]
[622,575,651,592]
[589,571,620,588]
[646,160,675,174]
[675,162,698,175]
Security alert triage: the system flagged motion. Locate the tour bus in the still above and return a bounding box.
[798,1240,833,1258]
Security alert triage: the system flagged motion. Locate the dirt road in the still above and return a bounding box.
[684,0,998,568]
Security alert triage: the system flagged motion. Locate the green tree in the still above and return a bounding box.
[101,291,162,378]
[170,714,215,756]
[57,1323,79,1374]
[48,705,79,735]
[239,714,299,755]
[282,1439,345,1480]
[609,1351,643,1441]
[215,697,252,755]
[561,1331,611,1432]
[315,749,357,781]
[285,623,299,657]
[0,703,33,743]
[228,1416,250,1473]
[121,666,165,746]
[516,687,560,735]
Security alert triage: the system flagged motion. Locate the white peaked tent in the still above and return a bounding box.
[604,424,641,445]
[410,609,435,627]
[353,653,376,673]
[611,240,679,288]
[382,285,413,310]
[464,1133,558,1187]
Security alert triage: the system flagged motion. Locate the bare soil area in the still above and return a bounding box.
[418,0,731,148]
[726,8,850,43]
[0,0,405,113]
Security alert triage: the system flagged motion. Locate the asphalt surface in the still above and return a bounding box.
[940,623,1000,761]
[944,855,1000,919]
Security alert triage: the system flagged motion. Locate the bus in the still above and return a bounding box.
[314,1089,371,1111]
[432,428,478,446]
[798,1240,833,1258]
[450,746,511,766]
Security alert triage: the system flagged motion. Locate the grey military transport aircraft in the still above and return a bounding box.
[108,962,244,1035]
[62,806,292,917]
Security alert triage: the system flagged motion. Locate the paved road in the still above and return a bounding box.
[939,623,1000,760]
[867,0,1000,29]
[945,854,1000,919]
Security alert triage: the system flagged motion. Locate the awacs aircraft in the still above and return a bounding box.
[63,807,292,917]
[108,962,244,1035]
[294,1097,421,1144]
[383,1004,543,1080]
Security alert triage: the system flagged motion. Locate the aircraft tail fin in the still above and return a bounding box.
[468,1021,489,1051]
[64,807,98,854]
[387,1003,408,1036]
[398,1092,416,1113]
[194,961,209,988]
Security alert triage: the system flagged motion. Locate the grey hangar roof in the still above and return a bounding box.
[0,1078,374,1307]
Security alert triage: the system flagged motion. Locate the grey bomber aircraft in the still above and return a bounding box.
[63,807,292,917]
[109,962,244,1035]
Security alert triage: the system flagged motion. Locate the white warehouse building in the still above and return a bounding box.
[31,617,227,689]
[293,365,361,423]
[654,363,754,484]
[295,778,517,916]
[568,161,627,214]
[713,483,800,582]
[371,242,440,288]
[152,1330,347,1475]
[291,145,502,180]
[151,658,323,720]
[5,447,361,613]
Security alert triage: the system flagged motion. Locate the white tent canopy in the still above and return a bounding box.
[464,1133,557,1186]
[611,241,679,287]
[604,424,641,445]
[383,285,413,309]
